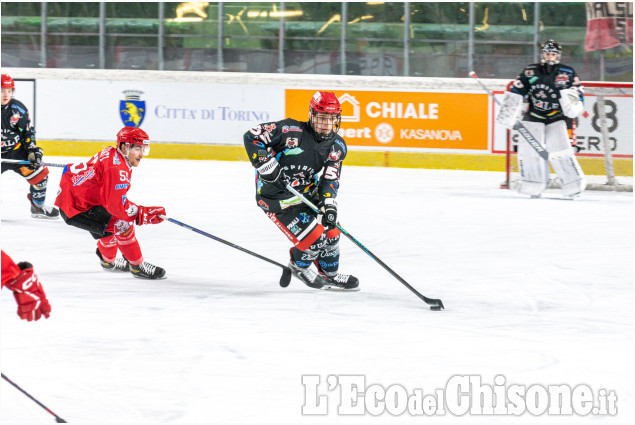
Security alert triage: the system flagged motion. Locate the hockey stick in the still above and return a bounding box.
[285,184,444,311]
[1,158,67,168]
[1,373,67,423]
[468,71,570,161]
[159,215,292,288]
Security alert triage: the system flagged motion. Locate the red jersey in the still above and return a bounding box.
[54,146,138,222]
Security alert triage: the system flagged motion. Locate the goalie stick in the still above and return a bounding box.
[1,158,67,168]
[160,215,292,288]
[285,184,444,311]
[469,71,570,161]
[1,373,67,423]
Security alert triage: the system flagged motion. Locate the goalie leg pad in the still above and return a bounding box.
[545,121,586,197]
[517,121,548,196]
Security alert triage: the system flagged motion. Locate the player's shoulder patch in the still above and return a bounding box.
[279,118,305,134]
[329,135,347,157]
[9,99,27,114]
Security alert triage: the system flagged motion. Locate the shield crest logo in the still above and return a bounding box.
[120,90,146,127]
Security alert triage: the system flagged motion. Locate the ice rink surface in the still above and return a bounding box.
[1,157,633,424]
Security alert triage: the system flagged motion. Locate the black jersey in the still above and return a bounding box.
[510,63,583,124]
[244,118,347,213]
[1,98,37,155]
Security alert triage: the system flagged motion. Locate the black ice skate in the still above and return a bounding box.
[288,261,326,289]
[315,260,360,291]
[319,272,360,291]
[96,248,130,272]
[27,194,60,219]
[130,261,166,280]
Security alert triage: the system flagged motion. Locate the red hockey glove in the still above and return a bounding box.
[136,206,166,225]
[4,263,51,322]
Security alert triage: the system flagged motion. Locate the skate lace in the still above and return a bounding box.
[113,257,129,270]
[292,264,319,283]
[139,262,156,275]
[333,273,350,284]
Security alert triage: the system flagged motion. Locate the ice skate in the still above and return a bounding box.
[318,271,360,291]
[288,249,325,289]
[96,248,130,272]
[130,261,166,280]
[28,194,59,219]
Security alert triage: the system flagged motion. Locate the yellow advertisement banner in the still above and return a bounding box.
[286,90,489,150]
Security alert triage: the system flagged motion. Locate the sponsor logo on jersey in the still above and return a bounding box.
[285,137,299,148]
[524,69,535,77]
[120,90,146,127]
[282,125,303,133]
[299,212,311,224]
[284,147,304,156]
[263,123,276,132]
[279,197,302,209]
[257,199,269,211]
[115,183,129,190]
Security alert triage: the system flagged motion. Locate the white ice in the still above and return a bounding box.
[1,157,633,424]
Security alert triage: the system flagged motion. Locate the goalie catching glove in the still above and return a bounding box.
[4,262,51,322]
[559,86,584,118]
[136,206,166,225]
[495,92,524,129]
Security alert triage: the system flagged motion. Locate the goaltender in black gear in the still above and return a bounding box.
[243,91,359,291]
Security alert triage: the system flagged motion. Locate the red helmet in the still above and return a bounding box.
[309,91,341,141]
[1,74,15,89]
[116,126,150,154]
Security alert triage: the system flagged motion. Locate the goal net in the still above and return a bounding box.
[502,81,633,192]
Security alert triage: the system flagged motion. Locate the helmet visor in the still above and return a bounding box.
[128,143,150,156]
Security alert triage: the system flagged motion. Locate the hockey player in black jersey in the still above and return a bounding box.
[243,91,358,291]
[1,74,59,219]
[496,40,586,198]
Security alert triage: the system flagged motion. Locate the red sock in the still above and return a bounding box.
[97,236,118,263]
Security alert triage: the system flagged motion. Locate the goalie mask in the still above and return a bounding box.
[116,126,150,156]
[309,91,341,142]
[541,39,561,66]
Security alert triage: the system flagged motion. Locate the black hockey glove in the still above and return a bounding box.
[257,158,287,191]
[320,198,338,228]
[26,147,43,170]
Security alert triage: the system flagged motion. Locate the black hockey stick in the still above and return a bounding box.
[1,373,67,423]
[159,215,292,288]
[1,158,67,168]
[285,184,444,311]
[468,71,570,161]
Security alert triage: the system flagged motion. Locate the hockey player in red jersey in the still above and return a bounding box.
[243,91,359,291]
[1,74,60,219]
[54,126,167,279]
[1,250,51,321]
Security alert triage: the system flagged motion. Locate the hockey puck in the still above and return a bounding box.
[430,305,442,311]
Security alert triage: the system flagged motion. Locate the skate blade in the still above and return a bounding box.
[131,273,167,280]
[321,285,361,292]
[31,213,60,220]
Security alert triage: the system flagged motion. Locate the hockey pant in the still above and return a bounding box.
[265,204,342,275]
[60,206,144,266]
[517,120,586,197]
[1,162,50,206]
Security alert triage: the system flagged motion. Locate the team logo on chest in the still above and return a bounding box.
[285,137,299,148]
[555,73,569,87]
